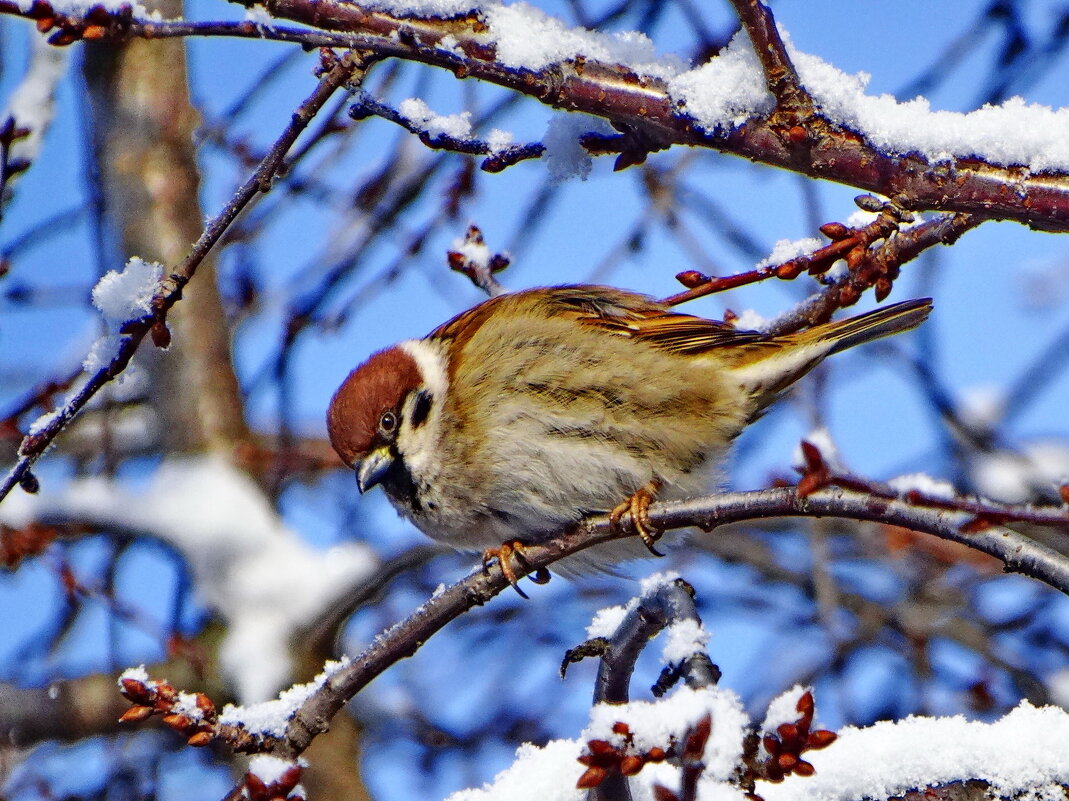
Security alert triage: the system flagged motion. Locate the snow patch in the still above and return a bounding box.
[756,237,824,269]
[762,702,1069,801]
[542,113,613,183]
[661,618,710,665]
[398,97,473,139]
[484,2,682,77]
[887,473,957,500]
[585,604,627,639]
[91,257,163,325]
[793,428,843,472]
[220,657,350,736]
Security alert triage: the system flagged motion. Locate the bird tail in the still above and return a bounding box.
[727,298,932,418]
[800,297,933,355]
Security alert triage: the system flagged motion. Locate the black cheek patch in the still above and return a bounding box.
[410,390,433,429]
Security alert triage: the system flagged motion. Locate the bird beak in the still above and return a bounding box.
[356,446,394,494]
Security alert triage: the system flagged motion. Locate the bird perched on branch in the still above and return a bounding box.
[327,285,931,587]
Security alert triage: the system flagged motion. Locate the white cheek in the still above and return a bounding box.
[397,398,440,480]
[400,339,448,399]
[397,339,449,482]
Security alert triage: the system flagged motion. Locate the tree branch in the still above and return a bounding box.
[117,481,1069,770]
[7,0,1069,228]
[0,51,369,504]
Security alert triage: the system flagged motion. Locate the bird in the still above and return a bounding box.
[327,285,931,587]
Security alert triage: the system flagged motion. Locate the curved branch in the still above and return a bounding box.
[180,483,1069,766]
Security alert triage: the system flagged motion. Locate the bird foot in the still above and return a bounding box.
[610,480,665,556]
[482,540,550,598]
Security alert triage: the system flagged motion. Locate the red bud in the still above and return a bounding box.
[187,731,213,747]
[119,705,153,723]
[576,766,607,789]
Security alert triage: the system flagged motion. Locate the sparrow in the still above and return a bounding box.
[327,285,931,585]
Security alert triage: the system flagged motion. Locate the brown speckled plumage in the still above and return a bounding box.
[327,285,932,569]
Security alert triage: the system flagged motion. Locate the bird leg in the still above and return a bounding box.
[482,540,548,598]
[610,480,665,556]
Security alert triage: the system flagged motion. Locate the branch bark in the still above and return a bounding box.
[182,483,1069,764]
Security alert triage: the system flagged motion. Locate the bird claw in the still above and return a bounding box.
[610,480,665,556]
[483,540,544,598]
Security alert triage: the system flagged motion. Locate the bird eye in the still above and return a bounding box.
[378,411,398,436]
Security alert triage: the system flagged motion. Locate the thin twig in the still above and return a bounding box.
[0,52,369,504]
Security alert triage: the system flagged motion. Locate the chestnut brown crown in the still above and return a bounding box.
[327,346,422,467]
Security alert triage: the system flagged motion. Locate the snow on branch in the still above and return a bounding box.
[6,0,1069,225]
[448,694,1069,801]
[445,578,1069,801]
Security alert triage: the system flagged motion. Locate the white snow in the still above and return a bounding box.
[762,702,1069,801]
[484,2,682,77]
[586,686,749,780]
[667,31,772,131]
[221,658,349,737]
[118,665,150,684]
[732,309,772,332]
[660,618,710,665]
[756,237,825,270]
[2,38,69,166]
[585,604,628,639]
[354,0,476,16]
[585,573,708,657]
[638,570,681,596]
[760,685,811,734]
[447,685,750,801]
[446,695,1069,801]
[398,97,473,139]
[243,4,274,24]
[91,257,163,325]
[541,112,613,183]
[971,442,1069,504]
[823,260,850,281]
[80,257,165,374]
[486,128,514,154]
[82,334,123,374]
[172,691,207,720]
[669,26,1069,172]
[1,456,378,702]
[843,210,879,228]
[793,428,843,472]
[445,738,586,801]
[247,755,302,785]
[887,473,957,500]
[450,231,492,270]
[26,408,62,437]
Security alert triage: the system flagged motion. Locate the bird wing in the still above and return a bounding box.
[546,285,768,355]
[430,285,768,356]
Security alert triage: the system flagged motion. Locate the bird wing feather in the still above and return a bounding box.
[543,286,767,355]
[431,285,767,356]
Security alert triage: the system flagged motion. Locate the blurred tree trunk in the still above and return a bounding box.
[81,4,247,454]
[78,17,372,800]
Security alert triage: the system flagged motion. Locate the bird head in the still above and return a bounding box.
[327,341,444,495]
